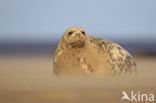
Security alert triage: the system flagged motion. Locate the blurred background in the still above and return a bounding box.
[0,0,156,103]
[0,0,156,55]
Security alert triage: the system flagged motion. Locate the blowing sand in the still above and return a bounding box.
[0,55,156,103]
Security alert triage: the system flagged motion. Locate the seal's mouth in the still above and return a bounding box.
[70,41,85,48]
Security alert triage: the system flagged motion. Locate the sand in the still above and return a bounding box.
[0,55,156,103]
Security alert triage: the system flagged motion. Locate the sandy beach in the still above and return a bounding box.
[0,55,156,103]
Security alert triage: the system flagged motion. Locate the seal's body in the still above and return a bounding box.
[53,27,136,76]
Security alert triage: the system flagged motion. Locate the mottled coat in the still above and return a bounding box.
[53,27,136,75]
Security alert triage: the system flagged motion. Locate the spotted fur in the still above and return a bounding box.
[89,36,137,74]
[53,27,137,75]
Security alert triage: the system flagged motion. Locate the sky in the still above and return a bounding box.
[0,0,156,43]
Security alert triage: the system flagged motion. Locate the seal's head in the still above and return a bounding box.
[62,27,87,48]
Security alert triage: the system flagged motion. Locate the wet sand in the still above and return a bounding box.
[0,55,156,103]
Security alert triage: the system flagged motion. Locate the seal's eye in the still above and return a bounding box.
[68,31,73,35]
[81,31,85,35]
